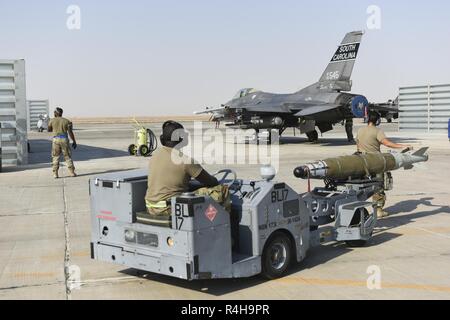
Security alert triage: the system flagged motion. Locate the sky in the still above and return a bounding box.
[1,0,450,117]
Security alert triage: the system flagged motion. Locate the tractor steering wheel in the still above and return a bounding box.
[213,169,238,187]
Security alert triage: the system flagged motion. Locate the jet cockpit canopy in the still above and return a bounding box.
[233,88,258,99]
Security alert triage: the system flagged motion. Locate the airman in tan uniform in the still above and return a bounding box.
[145,121,230,217]
[48,108,77,179]
[356,112,412,218]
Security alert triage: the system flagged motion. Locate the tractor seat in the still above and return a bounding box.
[136,212,172,228]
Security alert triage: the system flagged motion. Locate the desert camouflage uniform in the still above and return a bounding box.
[49,117,75,174]
[372,173,386,209]
[52,139,75,173]
[356,126,389,210]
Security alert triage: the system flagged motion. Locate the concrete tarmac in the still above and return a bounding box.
[1,121,449,300]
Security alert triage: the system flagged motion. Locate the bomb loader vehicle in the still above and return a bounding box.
[90,148,428,280]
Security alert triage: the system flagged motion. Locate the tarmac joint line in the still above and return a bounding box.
[0,282,64,292]
[62,177,72,300]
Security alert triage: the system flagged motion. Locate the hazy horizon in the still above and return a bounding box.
[1,0,450,117]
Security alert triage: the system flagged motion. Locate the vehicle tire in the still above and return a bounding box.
[262,232,292,280]
[139,144,150,157]
[128,144,137,156]
[306,130,319,143]
[345,240,367,248]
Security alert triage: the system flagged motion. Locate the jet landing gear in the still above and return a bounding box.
[306,130,319,143]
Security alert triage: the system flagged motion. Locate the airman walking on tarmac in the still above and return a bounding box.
[48,107,78,179]
[345,117,355,143]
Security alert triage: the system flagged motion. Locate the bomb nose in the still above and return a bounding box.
[294,167,308,179]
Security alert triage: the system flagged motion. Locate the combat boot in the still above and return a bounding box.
[68,168,77,177]
[377,208,389,219]
[53,171,59,179]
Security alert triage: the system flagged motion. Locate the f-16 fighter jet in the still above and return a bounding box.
[196,31,399,143]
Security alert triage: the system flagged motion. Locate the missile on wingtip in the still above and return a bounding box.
[294,148,429,180]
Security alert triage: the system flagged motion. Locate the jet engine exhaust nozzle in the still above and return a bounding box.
[351,95,369,118]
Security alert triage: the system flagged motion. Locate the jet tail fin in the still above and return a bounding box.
[317,31,364,91]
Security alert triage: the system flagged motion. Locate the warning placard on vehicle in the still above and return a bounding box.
[205,205,218,222]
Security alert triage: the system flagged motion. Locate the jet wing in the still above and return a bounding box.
[294,104,341,117]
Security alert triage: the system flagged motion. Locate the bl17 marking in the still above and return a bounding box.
[175,204,190,230]
[271,189,288,203]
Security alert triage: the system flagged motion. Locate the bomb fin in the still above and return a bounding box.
[412,147,429,157]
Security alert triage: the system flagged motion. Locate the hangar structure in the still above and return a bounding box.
[399,84,450,133]
[0,59,28,166]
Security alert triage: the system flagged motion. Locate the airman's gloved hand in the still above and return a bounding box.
[72,142,77,150]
